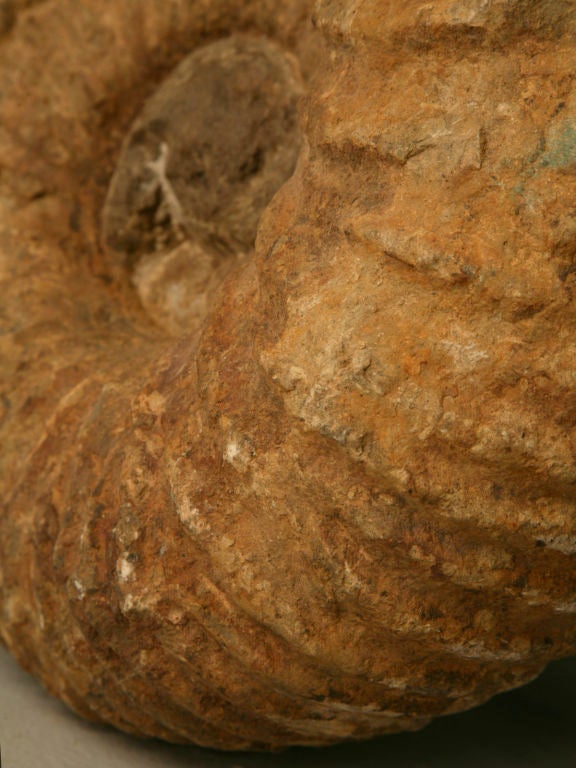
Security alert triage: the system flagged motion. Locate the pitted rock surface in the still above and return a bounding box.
[0,0,575,751]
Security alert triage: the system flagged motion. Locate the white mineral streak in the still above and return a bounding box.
[176,497,210,534]
[117,554,135,582]
[223,435,254,471]
[145,143,186,230]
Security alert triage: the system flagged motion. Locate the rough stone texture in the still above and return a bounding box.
[1,0,576,752]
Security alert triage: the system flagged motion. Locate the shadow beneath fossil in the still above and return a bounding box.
[1,647,575,768]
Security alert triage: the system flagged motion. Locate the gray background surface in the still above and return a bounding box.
[1,645,575,767]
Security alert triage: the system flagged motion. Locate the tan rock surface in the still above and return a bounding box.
[1,0,576,751]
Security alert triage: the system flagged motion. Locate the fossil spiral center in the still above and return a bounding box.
[102,35,304,334]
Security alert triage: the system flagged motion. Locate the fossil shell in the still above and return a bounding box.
[1,0,576,751]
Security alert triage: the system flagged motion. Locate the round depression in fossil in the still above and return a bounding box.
[102,35,304,334]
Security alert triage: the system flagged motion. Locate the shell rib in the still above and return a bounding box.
[1,0,576,751]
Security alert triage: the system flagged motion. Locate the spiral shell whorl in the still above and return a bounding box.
[1,0,576,751]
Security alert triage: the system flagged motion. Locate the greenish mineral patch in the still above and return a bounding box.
[541,123,576,169]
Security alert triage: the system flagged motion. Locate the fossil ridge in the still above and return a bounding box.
[0,0,576,751]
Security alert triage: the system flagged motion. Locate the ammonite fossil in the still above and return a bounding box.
[1,0,576,751]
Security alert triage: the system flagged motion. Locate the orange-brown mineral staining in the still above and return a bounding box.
[1,0,576,751]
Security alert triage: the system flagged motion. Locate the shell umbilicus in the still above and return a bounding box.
[1,0,576,751]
